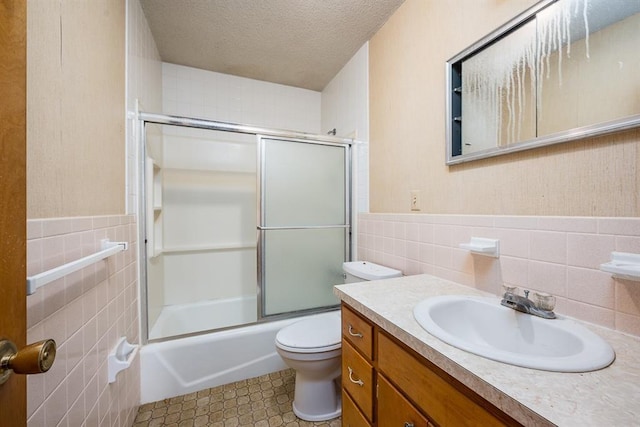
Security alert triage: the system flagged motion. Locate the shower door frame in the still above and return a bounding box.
[137,111,353,344]
[256,136,352,320]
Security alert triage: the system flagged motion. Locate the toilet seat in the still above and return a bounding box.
[275,311,341,354]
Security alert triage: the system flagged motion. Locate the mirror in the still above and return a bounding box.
[446,0,640,164]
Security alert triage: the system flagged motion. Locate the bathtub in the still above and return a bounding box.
[148,295,258,340]
[140,310,336,403]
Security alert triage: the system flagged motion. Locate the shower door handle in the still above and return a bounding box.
[257,225,350,230]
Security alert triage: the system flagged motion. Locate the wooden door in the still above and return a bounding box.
[0,0,27,424]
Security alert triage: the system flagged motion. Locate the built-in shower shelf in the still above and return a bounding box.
[162,242,257,254]
[164,167,256,176]
[146,157,164,259]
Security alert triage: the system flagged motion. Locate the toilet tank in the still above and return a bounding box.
[342,261,402,283]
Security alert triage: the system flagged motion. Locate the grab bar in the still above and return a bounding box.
[26,239,128,295]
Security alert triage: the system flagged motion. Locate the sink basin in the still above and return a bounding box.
[413,295,615,372]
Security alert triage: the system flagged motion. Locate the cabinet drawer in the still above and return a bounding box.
[378,374,432,427]
[342,339,374,422]
[342,304,373,359]
[342,389,371,427]
[378,332,514,427]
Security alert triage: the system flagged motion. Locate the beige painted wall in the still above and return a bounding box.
[539,13,640,135]
[27,0,126,218]
[369,0,640,217]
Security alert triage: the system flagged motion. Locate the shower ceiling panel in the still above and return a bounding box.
[139,0,405,91]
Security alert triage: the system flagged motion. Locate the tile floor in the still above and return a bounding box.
[133,369,341,427]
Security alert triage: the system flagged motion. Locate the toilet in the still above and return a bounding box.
[275,261,402,421]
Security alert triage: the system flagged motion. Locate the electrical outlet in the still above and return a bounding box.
[410,190,421,211]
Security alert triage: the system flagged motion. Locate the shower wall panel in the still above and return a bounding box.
[145,125,165,330]
[159,130,257,308]
[163,250,256,305]
[147,254,165,330]
[146,63,327,338]
[162,169,255,248]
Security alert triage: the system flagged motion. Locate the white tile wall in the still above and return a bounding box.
[24,1,159,425]
[158,48,368,214]
[321,43,369,141]
[321,43,370,213]
[162,63,322,134]
[26,216,139,427]
[358,213,640,337]
[125,0,163,214]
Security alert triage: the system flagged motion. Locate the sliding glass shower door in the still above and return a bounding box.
[259,137,350,317]
[140,112,353,342]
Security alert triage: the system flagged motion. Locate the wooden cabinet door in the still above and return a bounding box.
[378,332,514,427]
[342,339,374,422]
[378,374,431,427]
[342,389,371,427]
[342,304,373,359]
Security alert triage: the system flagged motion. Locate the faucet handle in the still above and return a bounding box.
[502,284,518,295]
[524,290,530,299]
[534,292,556,311]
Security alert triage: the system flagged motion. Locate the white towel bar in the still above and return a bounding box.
[26,239,128,295]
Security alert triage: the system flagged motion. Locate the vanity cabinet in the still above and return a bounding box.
[341,303,520,427]
[342,305,374,423]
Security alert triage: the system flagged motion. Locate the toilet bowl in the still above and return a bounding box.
[275,311,342,421]
[275,261,402,421]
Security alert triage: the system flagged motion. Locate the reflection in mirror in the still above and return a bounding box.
[447,0,640,164]
[537,0,640,136]
[462,19,537,154]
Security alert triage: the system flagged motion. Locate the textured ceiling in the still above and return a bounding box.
[139,0,405,91]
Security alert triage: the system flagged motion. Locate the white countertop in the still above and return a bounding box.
[334,274,640,426]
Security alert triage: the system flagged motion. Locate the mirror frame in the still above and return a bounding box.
[445,0,640,165]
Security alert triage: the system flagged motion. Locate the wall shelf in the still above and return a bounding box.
[162,242,257,254]
[600,252,640,281]
[163,167,255,174]
[459,237,500,258]
[146,157,163,258]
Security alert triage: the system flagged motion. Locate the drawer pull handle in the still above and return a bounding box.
[404,423,414,427]
[348,324,363,338]
[347,366,364,387]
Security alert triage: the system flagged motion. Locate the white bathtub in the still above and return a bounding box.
[140,310,336,403]
[148,295,258,340]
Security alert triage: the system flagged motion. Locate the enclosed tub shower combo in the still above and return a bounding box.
[137,112,355,402]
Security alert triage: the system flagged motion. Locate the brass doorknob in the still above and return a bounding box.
[0,339,56,385]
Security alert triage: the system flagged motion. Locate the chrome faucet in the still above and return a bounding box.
[500,289,556,319]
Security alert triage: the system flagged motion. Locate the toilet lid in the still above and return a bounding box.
[275,311,341,353]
